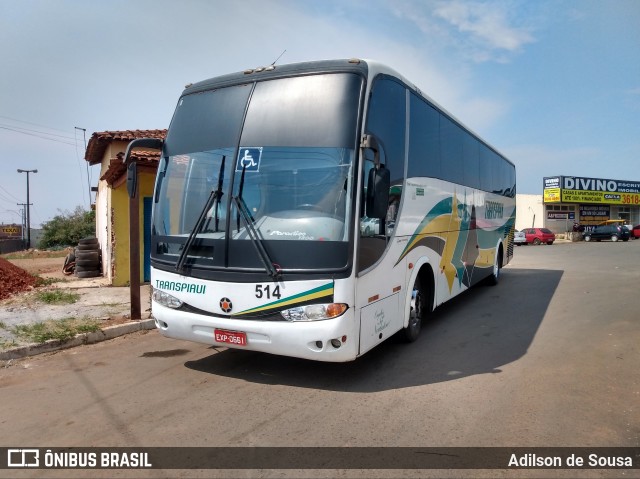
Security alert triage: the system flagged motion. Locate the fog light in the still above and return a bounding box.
[330,339,341,348]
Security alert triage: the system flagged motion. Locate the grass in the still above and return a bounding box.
[36,290,80,304]
[11,317,101,343]
[0,338,18,350]
[0,321,6,329]
[34,276,68,287]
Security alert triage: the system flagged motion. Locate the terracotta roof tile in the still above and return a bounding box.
[85,129,166,165]
[100,150,161,186]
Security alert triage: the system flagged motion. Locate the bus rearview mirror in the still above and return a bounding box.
[366,166,390,219]
[124,138,164,198]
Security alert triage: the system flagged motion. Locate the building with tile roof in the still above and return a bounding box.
[85,129,166,285]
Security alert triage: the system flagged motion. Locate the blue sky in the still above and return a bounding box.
[1,0,638,227]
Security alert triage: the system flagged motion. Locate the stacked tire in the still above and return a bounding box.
[75,237,102,278]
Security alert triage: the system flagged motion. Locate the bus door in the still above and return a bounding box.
[357,76,408,355]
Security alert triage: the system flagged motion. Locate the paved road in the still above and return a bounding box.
[1,240,638,478]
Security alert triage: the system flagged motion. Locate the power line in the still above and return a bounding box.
[0,184,22,203]
[0,125,77,146]
[0,123,76,140]
[0,115,77,136]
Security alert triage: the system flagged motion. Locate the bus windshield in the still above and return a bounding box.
[232,146,353,241]
[152,73,362,277]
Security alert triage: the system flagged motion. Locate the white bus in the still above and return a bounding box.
[133,59,516,362]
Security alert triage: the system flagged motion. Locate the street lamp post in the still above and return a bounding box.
[17,169,37,248]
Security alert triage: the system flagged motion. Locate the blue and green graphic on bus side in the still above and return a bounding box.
[397,193,514,292]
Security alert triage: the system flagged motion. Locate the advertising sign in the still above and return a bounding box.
[579,205,610,225]
[543,188,561,203]
[543,177,561,189]
[561,190,640,205]
[542,177,561,203]
[560,176,640,205]
[0,225,22,238]
[547,212,575,220]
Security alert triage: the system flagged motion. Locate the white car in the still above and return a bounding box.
[514,230,527,245]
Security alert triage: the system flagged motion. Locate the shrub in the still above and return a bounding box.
[38,207,95,248]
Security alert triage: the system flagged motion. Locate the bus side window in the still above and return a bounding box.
[358,76,406,273]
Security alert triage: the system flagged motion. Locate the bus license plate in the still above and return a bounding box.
[214,329,247,346]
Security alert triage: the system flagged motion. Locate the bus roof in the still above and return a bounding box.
[180,58,512,167]
[182,58,369,95]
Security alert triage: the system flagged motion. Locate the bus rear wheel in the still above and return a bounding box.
[402,277,426,343]
[485,245,503,286]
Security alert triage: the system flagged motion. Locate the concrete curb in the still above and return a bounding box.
[0,318,156,360]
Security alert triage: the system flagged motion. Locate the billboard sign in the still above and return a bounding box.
[579,205,610,225]
[0,225,22,238]
[543,176,640,205]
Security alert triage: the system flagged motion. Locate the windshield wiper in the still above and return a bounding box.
[234,196,280,279]
[175,156,226,272]
[233,166,280,279]
[205,155,226,233]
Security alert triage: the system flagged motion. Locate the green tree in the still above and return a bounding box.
[38,206,96,248]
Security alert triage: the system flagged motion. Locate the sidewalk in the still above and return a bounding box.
[0,259,156,360]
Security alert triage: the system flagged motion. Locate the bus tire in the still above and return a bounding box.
[401,276,426,343]
[485,245,503,286]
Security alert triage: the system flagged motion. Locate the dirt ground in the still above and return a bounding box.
[0,251,151,348]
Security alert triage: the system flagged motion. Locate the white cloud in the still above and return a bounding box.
[389,0,536,63]
[434,1,534,52]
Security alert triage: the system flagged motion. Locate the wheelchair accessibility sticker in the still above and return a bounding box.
[236,147,262,172]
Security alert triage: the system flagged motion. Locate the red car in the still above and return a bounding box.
[521,227,556,245]
[632,225,640,239]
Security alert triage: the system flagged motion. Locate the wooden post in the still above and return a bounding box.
[128,162,141,320]
[123,137,162,321]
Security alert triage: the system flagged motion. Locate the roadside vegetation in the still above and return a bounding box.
[10,317,100,344]
[35,290,80,304]
[38,206,95,249]
[34,276,67,287]
[0,319,17,350]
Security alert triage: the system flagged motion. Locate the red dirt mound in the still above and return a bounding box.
[0,257,37,301]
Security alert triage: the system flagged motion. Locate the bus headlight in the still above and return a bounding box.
[280,303,347,321]
[152,289,183,309]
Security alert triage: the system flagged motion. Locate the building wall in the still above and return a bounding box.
[515,194,544,231]
[111,186,129,286]
[95,178,111,282]
[93,139,157,286]
[111,172,156,286]
[94,140,131,283]
[543,202,580,233]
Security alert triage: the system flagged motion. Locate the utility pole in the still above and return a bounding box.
[17,169,37,248]
[75,127,90,206]
[17,203,27,242]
